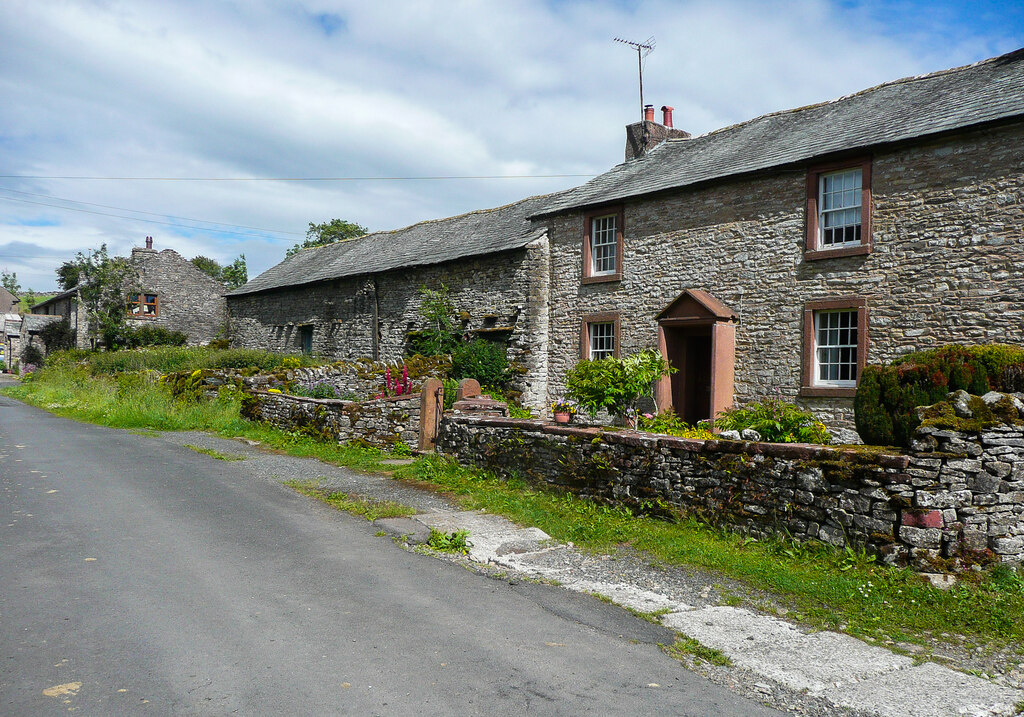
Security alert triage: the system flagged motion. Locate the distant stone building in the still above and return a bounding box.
[126,238,228,343]
[30,238,228,347]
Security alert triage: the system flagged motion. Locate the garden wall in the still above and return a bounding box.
[244,390,422,450]
[436,416,1024,569]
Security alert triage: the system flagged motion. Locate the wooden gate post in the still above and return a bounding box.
[419,378,443,452]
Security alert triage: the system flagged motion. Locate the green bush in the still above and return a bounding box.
[20,343,45,367]
[38,319,76,354]
[566,349,671,419]
[450,339,509,387]
[715,398,831,444]
[854,344,1024,447]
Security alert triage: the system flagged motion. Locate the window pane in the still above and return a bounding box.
[814,309,858,386]
[819,168,862,247]
[590,215,618,274]
[589,322,615,360]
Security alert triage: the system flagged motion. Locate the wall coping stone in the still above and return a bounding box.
[251,389,421,406]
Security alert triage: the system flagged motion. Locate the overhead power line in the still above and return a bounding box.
[0,195,294,240]
[0,174,595,181]
[0,187,303,236]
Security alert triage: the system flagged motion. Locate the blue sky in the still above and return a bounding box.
[0,0,1021,291]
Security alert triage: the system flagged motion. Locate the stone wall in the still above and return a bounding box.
[436,415,1024,569]
[228,239,551,407]
[244,390,421,450]
[543,121,1024,429]
[129,247,227,344]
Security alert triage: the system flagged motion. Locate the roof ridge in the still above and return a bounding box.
[683,46,1024,144]
[289,190,561,255]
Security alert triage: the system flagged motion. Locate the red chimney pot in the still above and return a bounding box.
[661,106,675,129]
[145,236,153,249]
[643,104,655,122]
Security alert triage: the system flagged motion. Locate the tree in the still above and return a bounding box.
[58,244,137,346]
[190,253,248,289]
[56,262,82,291]
[1,269,20,295]
[221,254,247,289]
[286,219,368,258]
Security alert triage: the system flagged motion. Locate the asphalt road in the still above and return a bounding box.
[0,395,781,716]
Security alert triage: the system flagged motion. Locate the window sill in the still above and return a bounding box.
[799,385,856,398]
[128,315,159,320]
[582,273,622,285]
[804,244,871,262]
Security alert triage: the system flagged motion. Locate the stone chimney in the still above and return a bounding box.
[145,236,153,249]
[625,104,691,161]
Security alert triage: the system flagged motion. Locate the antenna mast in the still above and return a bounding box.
[614,36,656,120]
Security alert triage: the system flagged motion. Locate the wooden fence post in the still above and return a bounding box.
[419,378,443,452]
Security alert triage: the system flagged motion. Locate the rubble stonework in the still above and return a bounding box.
[227,242,551,407]
[128,247,228,344]
[436,413,1024,569]
[245,391,421,450]
[543,121,1024,428]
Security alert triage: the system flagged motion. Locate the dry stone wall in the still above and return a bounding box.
[436,415,1024,569]
[544,122,1024,429]
[245,391,421,449]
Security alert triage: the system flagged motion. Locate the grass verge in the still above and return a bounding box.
[285,480,416,521]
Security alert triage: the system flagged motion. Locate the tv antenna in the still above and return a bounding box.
[614,36,656,120]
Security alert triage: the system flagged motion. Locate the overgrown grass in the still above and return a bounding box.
[285,480,416,521]
[393,455,1024,646]
[664,635,732,666]
[6,365,1024,650]
[184,444,245,461]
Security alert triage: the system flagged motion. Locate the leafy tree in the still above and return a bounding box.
[221,254,247,289]
[1,270,20,295]
[58,244,137,346]
[286,219,368,258]
[412,283,460,356]
[566,349,673,421]
[56,262,82,291]
[191,255,223,280]
[191,254,248,289]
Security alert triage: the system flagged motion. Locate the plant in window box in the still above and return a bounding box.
[549,398,578,423]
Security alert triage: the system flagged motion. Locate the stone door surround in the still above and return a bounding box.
[654,289,738,425]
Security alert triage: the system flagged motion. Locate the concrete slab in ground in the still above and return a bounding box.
[823,662,1024,717]
[372,517,433,545]
[413,510,552,563]
[560,577,692,615]
[663,607,912,694]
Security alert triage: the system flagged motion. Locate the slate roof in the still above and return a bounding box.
[230,192,560,297]
[535,48,1024,217]
[30,286,79,312]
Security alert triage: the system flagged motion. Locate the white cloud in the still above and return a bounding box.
[0,0,1019,289]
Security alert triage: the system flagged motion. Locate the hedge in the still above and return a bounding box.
[854,344,1024,447]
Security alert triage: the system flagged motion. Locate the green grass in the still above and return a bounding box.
[286,480,416,521]
[664,635,732,666]
[46,345,326,376]
[426,527,471,554]
[184,444,245,461]
[6,362,1024,651]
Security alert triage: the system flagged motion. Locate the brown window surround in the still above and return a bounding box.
[804,157,873,261]
[580,312,621,361]
[582,206,624,285]
[800,297,868,398]
[128,293,159,318]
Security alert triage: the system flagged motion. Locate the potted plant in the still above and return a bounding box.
[550,398,577,423]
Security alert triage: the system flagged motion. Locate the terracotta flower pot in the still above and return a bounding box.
[553,411,572,424]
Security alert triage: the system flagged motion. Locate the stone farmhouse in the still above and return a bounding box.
[231,48,1024,431]
[31,238,228,347]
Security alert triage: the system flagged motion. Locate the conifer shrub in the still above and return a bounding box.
[854,344,1024,447]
